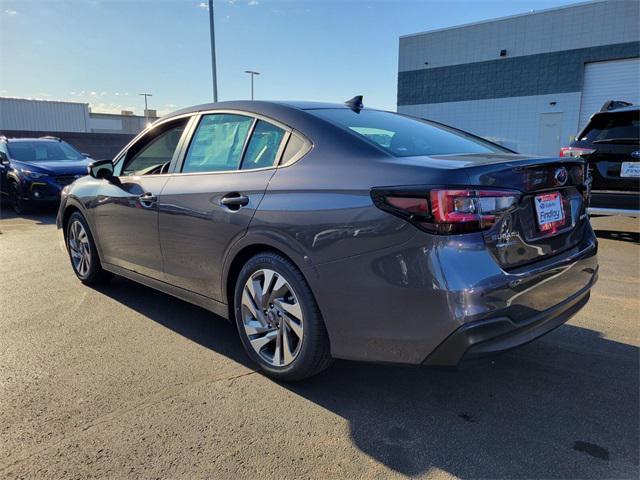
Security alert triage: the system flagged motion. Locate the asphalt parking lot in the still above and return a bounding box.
[0,207,638,479]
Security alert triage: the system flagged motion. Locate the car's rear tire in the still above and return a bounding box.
[233,252,332,381]
[66,212,113,285]
[9,181,28,214]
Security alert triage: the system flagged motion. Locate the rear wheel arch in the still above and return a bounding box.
[224,243,317,320]
[226,244,298,316]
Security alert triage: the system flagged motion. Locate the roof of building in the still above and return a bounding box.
[399,0,606,38]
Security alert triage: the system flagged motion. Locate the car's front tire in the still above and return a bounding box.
[66,212,112,285]
[9,181,28,214]
[234,252,332,381]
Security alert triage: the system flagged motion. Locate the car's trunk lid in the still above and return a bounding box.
[432,153,590,270]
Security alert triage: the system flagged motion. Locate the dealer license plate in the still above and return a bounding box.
[620,162,640,178]
[534,191,565,231]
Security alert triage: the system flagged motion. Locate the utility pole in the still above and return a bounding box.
[209,0,218,102]
[139,93,152,123]
[244,70,260,100]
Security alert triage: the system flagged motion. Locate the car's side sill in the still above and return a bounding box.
[103,263,230,320]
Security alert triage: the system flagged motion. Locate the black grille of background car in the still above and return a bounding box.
[55,175,78,186]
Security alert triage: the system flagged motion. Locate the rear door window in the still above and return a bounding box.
[182,114,253,173]
[240,120,285,170]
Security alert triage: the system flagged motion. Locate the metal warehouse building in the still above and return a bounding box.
[0,97,159,158]
[397,0,640,155]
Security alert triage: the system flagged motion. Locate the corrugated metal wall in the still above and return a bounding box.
[0,98,90,132]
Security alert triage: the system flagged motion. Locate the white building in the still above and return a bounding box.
[0,97,156,134]
[397,0,640,155]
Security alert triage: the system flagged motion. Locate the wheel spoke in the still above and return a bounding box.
[261,270,276,307]
[273,326,282,366]
[250,330,277,351]
[282,323,294,364]
[283,314,303,340]
[242,287,265,324]
[246,277,262,309]
[274,298,302,320]
[244,320,272,336]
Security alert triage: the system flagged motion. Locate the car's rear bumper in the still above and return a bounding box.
[313,227,598,366]
[423,279,594,366]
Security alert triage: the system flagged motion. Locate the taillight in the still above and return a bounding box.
[560,147,595,158]
[371,187,520,234]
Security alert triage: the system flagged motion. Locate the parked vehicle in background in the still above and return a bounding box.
[561,101,640,217]
[58,98,598,381]
[0,136,92,213]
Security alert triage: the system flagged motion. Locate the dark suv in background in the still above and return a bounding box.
[0,136,92,213]
[561,101,640,217]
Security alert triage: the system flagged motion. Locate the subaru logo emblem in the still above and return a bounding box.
[554,167,568,186]
[632,150,640,159]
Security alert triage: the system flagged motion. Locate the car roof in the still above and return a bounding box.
[595,105,639,115]
[163,100,358,124]
[166,100,350,118]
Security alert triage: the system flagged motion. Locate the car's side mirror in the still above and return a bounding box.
[88,159,114,180]
[0,151,9,165]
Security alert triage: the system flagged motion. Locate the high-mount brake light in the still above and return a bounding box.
[372,188,520,234]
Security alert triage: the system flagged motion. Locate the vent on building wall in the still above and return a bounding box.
[499,49,507,57]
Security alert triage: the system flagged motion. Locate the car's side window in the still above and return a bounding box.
[240,120,285,170]
[119,119,188,176]
[182,114,253,173]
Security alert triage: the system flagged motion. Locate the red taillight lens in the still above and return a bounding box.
[386,196,429,214]
[560,147,595,158]
[372,188,520,234]
[430,189,519,232]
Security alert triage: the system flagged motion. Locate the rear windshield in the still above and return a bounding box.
[310,109,508,157]
[579,110,640,143]
[7,141,85,162]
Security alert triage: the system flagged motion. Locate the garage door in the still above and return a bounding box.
[579,57,640,130]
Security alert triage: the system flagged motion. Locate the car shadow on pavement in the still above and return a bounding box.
[93,277,255,370]
[93,277,639,479]
[289,327,639,478]
[0,204,57,225]
[594,228,640,244]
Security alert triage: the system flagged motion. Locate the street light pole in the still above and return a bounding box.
[208,0,218,102]
[244,70,260,100]
[139,93,152,123]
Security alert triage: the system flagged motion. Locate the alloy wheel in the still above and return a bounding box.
[241,268,304,367]
[68,220,91,277]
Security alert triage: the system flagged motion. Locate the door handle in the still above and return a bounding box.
[138,192,157,207]
[220,193,249,209]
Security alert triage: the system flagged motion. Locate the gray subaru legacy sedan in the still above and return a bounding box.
[57,97,598,381]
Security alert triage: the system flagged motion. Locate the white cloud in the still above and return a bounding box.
[89,91,97,96]
[198,2,208,10]
[4,9,17,16]
[248,0,259,5]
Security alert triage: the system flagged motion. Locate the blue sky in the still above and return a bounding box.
[1,0,582,115]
